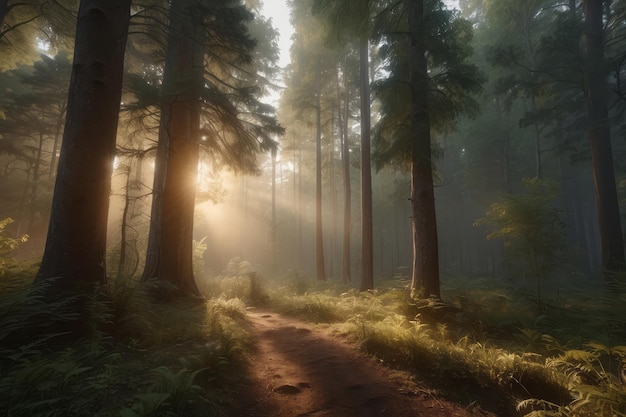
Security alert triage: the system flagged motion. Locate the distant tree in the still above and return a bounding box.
[314,58,327,281]
[312,0,374,290]
[480,0,555,179]
[34,0,130,294]
[0,53,71,234]
[338,57,354,283]
[284,0,336,282]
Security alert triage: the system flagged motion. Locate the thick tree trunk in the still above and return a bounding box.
[35,0,130,292]
[359,33,374,291]
[159,98,201,295]
[407,0,440,298]
[315,60,327,281]
[583,0,625,274]
[150,0,203,296]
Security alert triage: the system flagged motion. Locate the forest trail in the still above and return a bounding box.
[223,308,492,417]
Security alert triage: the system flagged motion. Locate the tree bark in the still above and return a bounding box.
[583,0,625,274]
[339,60,352,283]
[150,0,204,296]
[359,33,374,291]
[407,0,440,298]
[271,146,277,271]
[140,103,169,282]
[315,59,327,281]
[35,0,130,293]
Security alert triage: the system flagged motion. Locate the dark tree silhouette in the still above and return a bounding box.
[35,0,130,293]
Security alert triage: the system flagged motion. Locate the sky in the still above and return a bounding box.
[260,0,294,68]
[259,0,460,68]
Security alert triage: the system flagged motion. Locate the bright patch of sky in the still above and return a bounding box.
[260,0,459,68]
[260,0,294,68]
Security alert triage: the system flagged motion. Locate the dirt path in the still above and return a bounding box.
[223,308,490,417]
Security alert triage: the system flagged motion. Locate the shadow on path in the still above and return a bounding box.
[222,308,494,417]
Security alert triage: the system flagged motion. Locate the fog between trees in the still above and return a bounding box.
[0,0,625,300]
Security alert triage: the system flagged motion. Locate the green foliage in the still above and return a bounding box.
[475,178,567,303]
[0,270,251,417]
[372,0,483,169]
[197,257,269,305]
[267,283,626,416]
[0,217,29,278]
[192,237,208,278]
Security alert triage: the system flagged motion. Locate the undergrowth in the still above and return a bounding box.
[265,279,626,417]
[0,274,250,417]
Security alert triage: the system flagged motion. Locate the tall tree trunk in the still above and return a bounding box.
[329,106,337,278]
[359,33,374,291]
[315,59,327,281]
[156,0,204,296]
[159,99,201,295]
[292,140,298,268]
[117,162,132,278]
[583,0,625,274]
[140,104,169,282]
[35,0,130,293]
[407,0,440,298]
[339,61,351,283]
[271,146,277,271]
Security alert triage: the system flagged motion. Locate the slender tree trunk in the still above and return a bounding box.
[26,131,44,232]
[330,106,337,278]
[315,59,327,281]
[15,163,32,235]
[292,142,298,268]
[359,33,374,291]
[35,0,130,293]
[48,100,67,187]
[583,0,625,274]
[271,146,277,271]
[339,61,351,283]
[407,0,440,298]
[117,162,132,278]
[297,136,303,267]
[140,104,169,282]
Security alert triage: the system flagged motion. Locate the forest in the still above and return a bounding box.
[0,0,625,416]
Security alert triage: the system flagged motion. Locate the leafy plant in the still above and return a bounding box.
[0,217,29,279]
[475,178,568,305]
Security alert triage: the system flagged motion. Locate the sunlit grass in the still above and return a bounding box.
[261,277,626,417]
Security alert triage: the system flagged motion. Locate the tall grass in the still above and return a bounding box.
[264,279,626,417]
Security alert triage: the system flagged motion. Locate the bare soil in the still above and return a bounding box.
[222,308,498,417]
